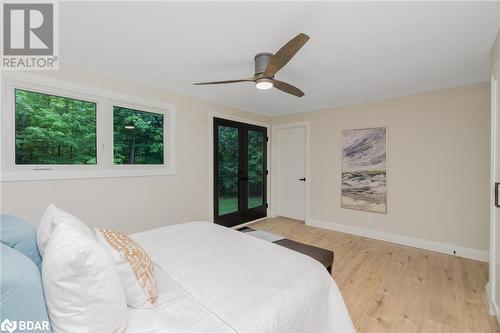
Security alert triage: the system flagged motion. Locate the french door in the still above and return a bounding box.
[214,118,267,227]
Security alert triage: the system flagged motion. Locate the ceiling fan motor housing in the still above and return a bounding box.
[254,52,273,76]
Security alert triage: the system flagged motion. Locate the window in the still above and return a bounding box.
[2,76,175,181]
[15,89,97,165]
[113,106,164,165]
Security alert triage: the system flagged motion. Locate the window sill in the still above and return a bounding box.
[1,168,176,182]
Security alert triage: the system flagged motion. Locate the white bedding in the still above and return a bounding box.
[129,221,354,333]
[127,264,232,333]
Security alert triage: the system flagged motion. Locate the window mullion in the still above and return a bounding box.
[96,98,111,170]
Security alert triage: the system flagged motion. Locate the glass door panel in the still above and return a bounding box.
[247,130,264,209]
[217,125,239,215]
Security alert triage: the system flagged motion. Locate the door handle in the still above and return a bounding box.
[299,178,306,181]
[496,183,500,208]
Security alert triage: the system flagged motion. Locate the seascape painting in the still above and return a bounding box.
[341,127,387,213]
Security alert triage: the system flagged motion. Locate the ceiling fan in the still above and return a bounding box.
[193,33,310,97]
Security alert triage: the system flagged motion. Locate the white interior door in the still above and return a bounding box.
[493,76,500,317]
[278,126,306,220]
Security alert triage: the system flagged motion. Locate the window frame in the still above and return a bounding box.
[1,75,176,181]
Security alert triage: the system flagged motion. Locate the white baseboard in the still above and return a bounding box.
[230,216,268,230]
[486,282,498,316]
[306,218,489,262]
[493,298,500,326]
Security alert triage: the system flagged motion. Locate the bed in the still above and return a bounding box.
[1,215,354,333]
[127,221,355,333]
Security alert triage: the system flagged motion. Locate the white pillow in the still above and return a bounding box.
[95,228,158,309]
[37,204,95,257]
[42,224,128,333]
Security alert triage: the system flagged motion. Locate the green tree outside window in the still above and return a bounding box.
[113,106,164,164]
[15,89,97,165]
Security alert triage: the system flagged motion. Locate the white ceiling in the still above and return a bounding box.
[60,1,500,116]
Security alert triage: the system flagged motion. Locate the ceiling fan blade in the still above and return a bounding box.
[273,79,305,97]
[193,78,255,85]
[264,33,310,77]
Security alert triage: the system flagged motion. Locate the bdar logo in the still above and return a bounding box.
[0,319,49,332]
[0,319,17,333]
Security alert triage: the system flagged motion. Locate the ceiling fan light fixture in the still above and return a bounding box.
[255,77,273,90]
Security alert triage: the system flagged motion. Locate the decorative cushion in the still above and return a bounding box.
[0,243,52,332]
[95,228,158,308]
[42,225,127,333]
[37,204,95,257]
[0,214,42,269]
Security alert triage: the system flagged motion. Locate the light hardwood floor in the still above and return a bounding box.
[250,217,499,333]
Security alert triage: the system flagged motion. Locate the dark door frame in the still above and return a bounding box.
[213,117,268,227]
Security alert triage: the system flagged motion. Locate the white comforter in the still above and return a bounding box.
[130,221,354,333]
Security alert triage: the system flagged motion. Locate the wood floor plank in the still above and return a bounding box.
[250,217,499,333]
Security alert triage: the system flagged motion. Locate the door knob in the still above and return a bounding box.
[299,178,306,181]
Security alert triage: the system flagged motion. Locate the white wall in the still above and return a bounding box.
[0,64,270,233]
[272,83,491,259]
[0,64,491,261]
